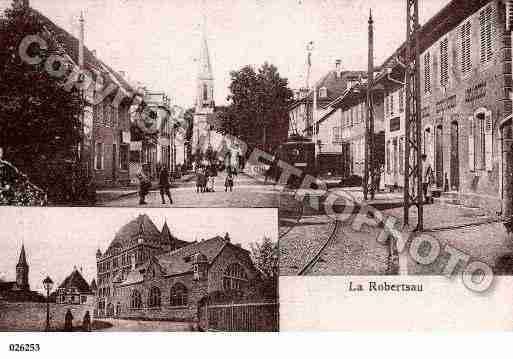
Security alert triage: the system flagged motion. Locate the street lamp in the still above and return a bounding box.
[43,276,53,332]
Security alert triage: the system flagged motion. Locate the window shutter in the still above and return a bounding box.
[485,111,493,171]
[507,0,513,31]
[469,117,475,171]
[440,38,449,87]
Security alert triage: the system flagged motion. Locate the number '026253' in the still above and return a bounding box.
[9,344,40,352]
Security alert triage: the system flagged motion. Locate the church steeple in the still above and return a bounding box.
[196,10,214,112]
[16,244,29,291]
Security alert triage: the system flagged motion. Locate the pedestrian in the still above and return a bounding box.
[208,162,217,192]
[159,167,173,204]
[225,172,234,192]
[137,171,150,205]
[64,309,74,332]
[421,154,433,204]
[82,311,91,332]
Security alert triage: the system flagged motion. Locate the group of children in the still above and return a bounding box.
[195,164,235,193]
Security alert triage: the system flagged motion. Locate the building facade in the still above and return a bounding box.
[95,215,262,322]
[55,267,94,305]
[317,79,385,178]
[377,0,512,213]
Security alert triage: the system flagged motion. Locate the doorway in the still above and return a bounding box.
[112,144,117,182]
[450,121,459,190]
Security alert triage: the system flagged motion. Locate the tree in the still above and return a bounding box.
[0,4,84,194]
[250,236,279,280]
[220,63,293,154]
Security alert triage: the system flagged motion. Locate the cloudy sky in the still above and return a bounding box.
[0,0,449,108]
[0,207,277,294]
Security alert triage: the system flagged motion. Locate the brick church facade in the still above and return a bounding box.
[95,214,262,321]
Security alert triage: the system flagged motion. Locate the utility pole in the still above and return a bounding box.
[404,0,423,231]
[364,9,375,201]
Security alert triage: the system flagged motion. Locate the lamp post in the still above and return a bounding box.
[43,276,53,332]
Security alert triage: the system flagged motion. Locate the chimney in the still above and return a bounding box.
[119,71,126,78]
[79,11,85,69]
[92,49,97,57]
[335,59,341,77]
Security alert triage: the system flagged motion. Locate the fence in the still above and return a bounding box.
[202,302,279,332]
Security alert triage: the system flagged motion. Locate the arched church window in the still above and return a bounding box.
[170,283,188,307]
[222,263,248,291]
[148,287,161,308]
[130,290,142,309]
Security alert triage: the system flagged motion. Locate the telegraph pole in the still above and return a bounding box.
[404,0,423,230]
[364,9,375,201]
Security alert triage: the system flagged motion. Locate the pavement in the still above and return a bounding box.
[98,171,281,208]
[97,318,195,332]
[279,185,513,276]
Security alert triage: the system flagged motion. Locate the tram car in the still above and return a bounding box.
[275,140,316,187]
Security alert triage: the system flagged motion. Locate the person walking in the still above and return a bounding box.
[64,309,74,332]
[137,171,150,205]
[225,172,234,192]
[159,167,173,204]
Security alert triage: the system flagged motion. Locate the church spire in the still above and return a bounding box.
[17,244,28,268]
[198,17,213,80]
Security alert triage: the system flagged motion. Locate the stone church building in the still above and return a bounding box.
[192,23,225,158]
[0,245,44,302]
[95,214,262,321]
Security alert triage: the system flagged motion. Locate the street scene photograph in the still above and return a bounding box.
[0,207,279,332]
[1,0,513,282]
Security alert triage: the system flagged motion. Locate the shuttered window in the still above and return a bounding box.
[424,52,431,94]
[470,111,493,172]
[480,6,494,63]
[461,21,472,74]
[440,38,449,87]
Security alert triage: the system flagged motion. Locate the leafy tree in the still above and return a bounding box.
[250,236,279,280]
[220,62,293,154]
[0,4,84,194]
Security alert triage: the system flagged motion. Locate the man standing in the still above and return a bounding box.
[421,154,433,204]
[159,167,173,204]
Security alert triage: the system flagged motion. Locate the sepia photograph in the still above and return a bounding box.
[3,0,513,341]
[0,207,279,332]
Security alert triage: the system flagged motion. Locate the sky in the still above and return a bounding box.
[0,207,277,294]
[0,0,450,108]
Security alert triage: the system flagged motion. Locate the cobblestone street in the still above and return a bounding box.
[98,172,281,208]
[279,187,513,276]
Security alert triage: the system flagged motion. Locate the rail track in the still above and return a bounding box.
[297,219,342,275]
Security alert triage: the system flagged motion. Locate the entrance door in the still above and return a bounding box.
[112,144,117,182]
[435,124,444,188]
[450,121,460,190]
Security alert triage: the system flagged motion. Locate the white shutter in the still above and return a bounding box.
[484,111,493,171]
[469,116,475,172]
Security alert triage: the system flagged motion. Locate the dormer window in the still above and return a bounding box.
[319,87,328,99]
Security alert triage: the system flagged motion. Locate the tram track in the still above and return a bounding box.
[297,219,342,275]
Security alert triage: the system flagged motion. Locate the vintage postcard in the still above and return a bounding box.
[2,0,513,344]
[0,207,279,332]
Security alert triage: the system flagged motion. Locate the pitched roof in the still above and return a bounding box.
[58,269,92,294]
[17,244,28,267]
[156,236,229,276]
[161,222,190,249]
[26,7,134,96]
[106,214,162,253]
[90,279,97,292]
